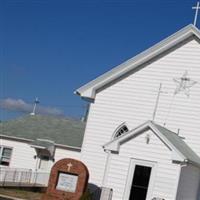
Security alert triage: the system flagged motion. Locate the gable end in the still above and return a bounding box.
[103,121,200,167]
[76,24,200,100]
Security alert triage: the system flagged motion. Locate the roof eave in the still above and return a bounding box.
[103,121,151,151]
[0,134,33,143]
[103,121,187,162]
[187,160,200,169]
[30,145,46,149]
[75,24,200,100]
[1,134,82,151]
[149,123,186,161]
[55,143,82,151]
[74,88,96,100]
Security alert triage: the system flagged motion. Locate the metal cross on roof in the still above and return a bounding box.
[192,1,200,26]
[30,97,40,115]
[173,71,197,97]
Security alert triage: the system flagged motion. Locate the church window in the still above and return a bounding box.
[114,123,129,138]
[0,146,12,166]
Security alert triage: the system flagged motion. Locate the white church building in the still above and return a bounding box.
[75,24,200,200]
[1,24,200,200]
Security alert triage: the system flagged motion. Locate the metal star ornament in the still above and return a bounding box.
[173,71,197,97]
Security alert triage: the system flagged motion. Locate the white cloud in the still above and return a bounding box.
[0,98,63,116]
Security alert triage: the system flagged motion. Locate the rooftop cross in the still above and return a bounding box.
[30,97,40,116]
[192,1,200,26]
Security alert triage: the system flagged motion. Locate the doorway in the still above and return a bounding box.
[124,159,155,200]
[129,165,152,200]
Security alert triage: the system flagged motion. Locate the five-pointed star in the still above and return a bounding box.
[173,71,197,97]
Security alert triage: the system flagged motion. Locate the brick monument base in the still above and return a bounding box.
[41,158,89,200]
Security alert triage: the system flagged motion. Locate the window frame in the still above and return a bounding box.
[123,158,157,200]
[112,122,129,139]
[0,145,13,167]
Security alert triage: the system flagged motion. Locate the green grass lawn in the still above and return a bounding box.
[0,188,43,200]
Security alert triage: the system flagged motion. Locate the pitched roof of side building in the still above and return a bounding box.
[0,115,86,149]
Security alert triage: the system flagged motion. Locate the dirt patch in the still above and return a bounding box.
[0,188,43,200]
[0,196,14,200]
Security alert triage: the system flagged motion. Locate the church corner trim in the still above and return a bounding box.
[75,24,200,100]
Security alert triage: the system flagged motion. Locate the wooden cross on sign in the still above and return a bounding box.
[192,2,200,26]
[67,162,73,171]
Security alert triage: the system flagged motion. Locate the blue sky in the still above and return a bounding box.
[0,0,199,120]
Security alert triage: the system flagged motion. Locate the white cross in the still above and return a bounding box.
[192,1,200,26]
[67,162,73,171]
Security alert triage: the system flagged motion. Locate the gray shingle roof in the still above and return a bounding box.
[0,115,85,148]
[153,123,200,167]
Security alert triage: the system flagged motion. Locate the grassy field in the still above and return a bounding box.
[0,188,43,200]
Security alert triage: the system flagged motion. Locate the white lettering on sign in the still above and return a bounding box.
[56,173,78,193]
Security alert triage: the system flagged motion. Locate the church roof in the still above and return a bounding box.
[103,121,200,168]
[75,24,200,99]
[0,115,85,149]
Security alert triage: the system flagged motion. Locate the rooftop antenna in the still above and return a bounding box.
[152,83,167,121]
[30,97,39,116]
[192,1,200,26]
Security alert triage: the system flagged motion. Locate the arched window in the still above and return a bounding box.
[113,123,129,138]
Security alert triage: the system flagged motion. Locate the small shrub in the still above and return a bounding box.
[80,189,93,200]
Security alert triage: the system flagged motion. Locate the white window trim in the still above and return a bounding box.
[0,145,13,167]
[112,122,129,139]
[123,158,157,200]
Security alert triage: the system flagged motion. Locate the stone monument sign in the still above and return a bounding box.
[41,158,89,200]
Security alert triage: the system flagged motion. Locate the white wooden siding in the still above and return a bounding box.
[0,139,37,170]
[36,147,81,171]
[81,39,200,198]
[54,148,81,162]
[0,139,81,171]
[176,165,200,200]
[105,130,180,200]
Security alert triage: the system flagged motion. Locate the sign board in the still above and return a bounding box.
[41,158,89,200]
[56,172,78,192]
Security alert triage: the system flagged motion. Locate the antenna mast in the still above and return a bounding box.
[152,83,167,121]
